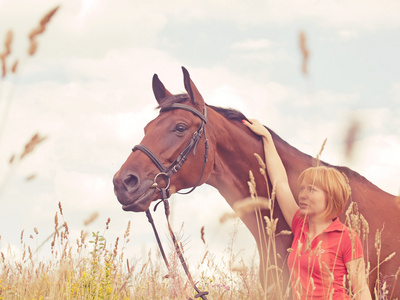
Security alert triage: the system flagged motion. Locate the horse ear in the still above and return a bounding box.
[152,74,172,104]
[182,66,205,108]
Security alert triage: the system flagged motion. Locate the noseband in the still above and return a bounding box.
[131,103,209,299]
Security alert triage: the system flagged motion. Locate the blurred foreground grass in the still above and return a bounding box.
[0,204,264,300]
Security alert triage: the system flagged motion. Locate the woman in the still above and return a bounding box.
[243,119,372,300]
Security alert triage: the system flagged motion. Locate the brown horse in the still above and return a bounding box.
[113,67,400,298]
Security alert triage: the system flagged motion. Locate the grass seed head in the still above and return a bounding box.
[254,153,266,169]
[124,220,131,239]
[200,226,205,244]
[11,59,18,73]
[219,212,237,223]
[28,6,60,56]
[316,138,327,161]
[84,212,99,226]
[233,197,271,217]
[299,31,309,75]
[344,119,361,160]
[1,30,13,78]
[106,217,111,230]
[20,133,47,160]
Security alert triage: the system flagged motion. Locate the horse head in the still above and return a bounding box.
[113,67,214,212]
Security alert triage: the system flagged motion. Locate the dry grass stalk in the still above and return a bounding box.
[28,6,60,56]
[1,30,13,78]
[254,153,266,170]
[315,138,327,162]
[200,226,206,244]
[8,153,15,164]
[200,250,209,265]
[233,197,271,217]
[58,201,64,216]
[276,230,292,236]
[219,212,238,223]
[20,133,47,159]
[11,59,18,73]
[264,216,278,237]
[84,212,99,226]
[344,119,361,160]
[25,174,36,181]
[299,31,309,75]
[382,252,396,264]
[123,220,131,239]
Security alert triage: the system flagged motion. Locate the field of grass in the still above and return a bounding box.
[0,202,266,299]
[0,184,397,299]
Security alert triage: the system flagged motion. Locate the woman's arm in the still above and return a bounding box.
[346,258,372,300]
[243,119,299,228]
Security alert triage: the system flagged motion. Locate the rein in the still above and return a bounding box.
[132,103,209,299]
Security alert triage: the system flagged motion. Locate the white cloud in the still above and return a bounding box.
[337,30,360,40]
[391,82,400,104]
[159,0,400,31]
[231,38,275,51]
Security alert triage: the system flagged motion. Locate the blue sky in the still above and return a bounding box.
[1,0,399,269]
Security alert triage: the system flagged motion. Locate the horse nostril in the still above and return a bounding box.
[123,174,139,190]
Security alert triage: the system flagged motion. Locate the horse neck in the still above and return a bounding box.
[272,132,314,190]
[205,117,264,205]
[206,117,313,206]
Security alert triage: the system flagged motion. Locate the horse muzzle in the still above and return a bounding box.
[113,170,158,212]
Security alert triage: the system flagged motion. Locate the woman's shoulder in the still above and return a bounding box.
[330,218,364,259]
[291,209,305,235]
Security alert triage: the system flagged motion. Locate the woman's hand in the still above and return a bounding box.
[242,119,272,141]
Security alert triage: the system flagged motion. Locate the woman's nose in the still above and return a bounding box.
[299,189,308,200]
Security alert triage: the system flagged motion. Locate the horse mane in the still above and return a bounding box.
[207,104,248,122]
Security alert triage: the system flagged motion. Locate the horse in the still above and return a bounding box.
[113,67,400,298]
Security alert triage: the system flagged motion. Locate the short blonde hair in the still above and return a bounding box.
[298,166,351,220]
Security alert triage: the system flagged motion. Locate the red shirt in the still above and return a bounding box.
[287,210,363,299]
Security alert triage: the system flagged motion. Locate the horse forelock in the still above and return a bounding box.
[156,94,190,109]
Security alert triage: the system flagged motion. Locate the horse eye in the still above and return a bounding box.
[174,123,187,133]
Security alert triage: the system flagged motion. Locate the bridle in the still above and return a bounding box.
[132,102,209,299]
[133,103,209,198]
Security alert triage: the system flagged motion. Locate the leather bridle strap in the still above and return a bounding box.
[147,198,209,299]
[133,103,209,299]
[133,144,168,174]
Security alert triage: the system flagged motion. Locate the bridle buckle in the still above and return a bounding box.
[153,172,170,191]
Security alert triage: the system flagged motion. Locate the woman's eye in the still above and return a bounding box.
[174,123,187,133]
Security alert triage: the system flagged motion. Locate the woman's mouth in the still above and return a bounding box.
[299,202,308,209]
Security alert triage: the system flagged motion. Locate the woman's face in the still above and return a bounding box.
[298,179,328,219]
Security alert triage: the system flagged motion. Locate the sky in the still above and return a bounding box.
[1,0,399,271]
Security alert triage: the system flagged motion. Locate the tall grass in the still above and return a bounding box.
[0,202,267,299]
